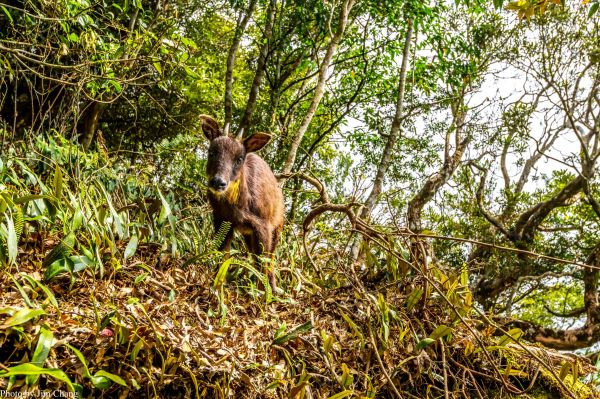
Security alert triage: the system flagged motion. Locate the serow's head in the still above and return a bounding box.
[200,115,271,194]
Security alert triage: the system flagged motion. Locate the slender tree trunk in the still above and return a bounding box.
[224,0,258,128]
[362,19,413,218]
[238,0,277,134]
[584,243,600,326]
[81,8,137,151]
[81,101,106,151]
[281,0,356,174]
[348,18,413,262]
[406,93,468,232]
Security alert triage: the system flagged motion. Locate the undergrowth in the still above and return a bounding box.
[0,133,597,398]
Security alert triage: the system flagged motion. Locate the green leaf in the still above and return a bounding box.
[65,344,91,378]
[405,288,423,310]
[0,363,75,392]
[93,370,127,387]
[498,328,523,346]
[53,165,63,200]
[134,272,148,284]
[9,275,33,307]
[44,258,72,281]
[559,361,570,381]
[1,308,46,328]
[110,80,122,93]
[1,6,13,24]
[89,374,110,389]
[6,214,18,264]
[339,363,353,389]
[327,390,353,399]
[340,311,365,344]
[274,322,287,340]
[416,338,435,351]
[589,2,599,17]
[124,235,139,260]
[37,282,59,309]
[68,33,79,42]
[14,194,58,205]
[42,234,75,268]
[97,183,123,237]
[71,209,84,231]
[27,325,54,386]
[429,325,453,341]
[69,255,94,273]
[273,321,313,345]
[157,188,172,224]
[213,257,233,288]
[130,339,144,362]
[460,265,468,287]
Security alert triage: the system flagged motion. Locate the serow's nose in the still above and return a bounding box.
[209,177,227,190]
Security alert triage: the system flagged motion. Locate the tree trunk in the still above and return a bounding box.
[281,0,356,174]
[81,101,106,151]
[348,18,413,262]
[224,0,258,128]
[406,93,468,232]
[237,0,277,134]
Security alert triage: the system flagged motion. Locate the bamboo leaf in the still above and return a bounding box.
[416,338,435,351]
[65,344,91,378]
[405,288,423,311]
[6,214,18,264]
[53,165,63,200]
[124,235,139,260]
[27,325,54,386]
[1,308,46,328]
[0,363,75,392]
[92,370,127,387]
[157,188,171,224]
[9,275,33,307]
[326,390,353,399]
[273,321,313,345]
[213,257,233,289]
[429,325,453,341]
[498,328,523,346]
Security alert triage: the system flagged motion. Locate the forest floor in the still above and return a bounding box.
[1,233,598,398]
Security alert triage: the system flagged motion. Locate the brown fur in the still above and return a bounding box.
[200,115,284,291]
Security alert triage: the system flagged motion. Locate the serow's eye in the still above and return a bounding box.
[236,156,244,166]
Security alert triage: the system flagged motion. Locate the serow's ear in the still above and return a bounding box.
[243,133,271,153]
[199,115,221,141]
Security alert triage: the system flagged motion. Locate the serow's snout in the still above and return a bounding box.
[209,176,227,191]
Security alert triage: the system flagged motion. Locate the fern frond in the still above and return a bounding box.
[14,206,24,243]
[213,221,231,249]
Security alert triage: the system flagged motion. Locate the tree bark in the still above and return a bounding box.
[361,19,413,219]
[237,0,277,134]
[348,18,413,262]
[81,101,106,151]
[224,0,258,128]
[281,0,356,174]
[406,92,468,232]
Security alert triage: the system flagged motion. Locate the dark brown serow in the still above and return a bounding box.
[200,115,284,291]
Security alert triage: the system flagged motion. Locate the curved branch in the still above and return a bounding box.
[502,319,600,350]
[543,305,586,318]
[473,164,511,239]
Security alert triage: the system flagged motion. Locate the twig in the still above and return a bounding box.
[440,340,450,399]
[367,319,403,399]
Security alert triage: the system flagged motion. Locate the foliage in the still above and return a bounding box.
[1,0,600,397]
